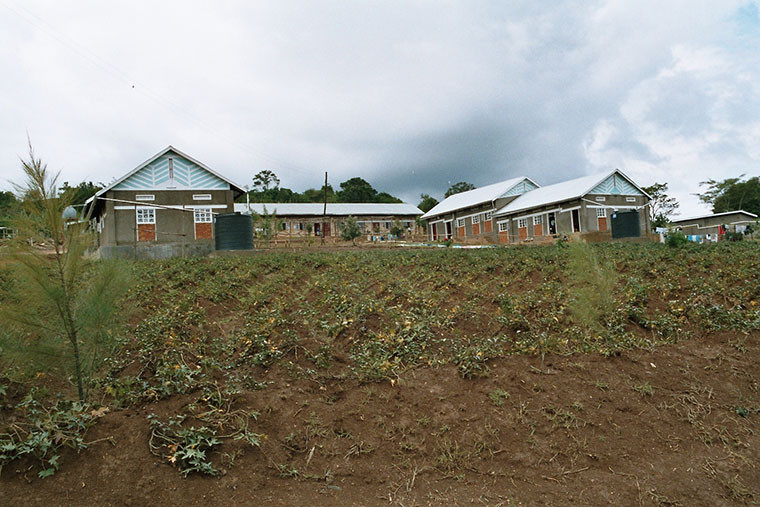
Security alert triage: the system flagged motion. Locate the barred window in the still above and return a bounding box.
[485,212,492,220]
[596,208,607,217]
[194,208,213,223]
[472,215,481,224]
[518,218,528,228]
[456,218,465,227]
[533,216,542,225]
[136,208,155,224]
[498,222,508,232]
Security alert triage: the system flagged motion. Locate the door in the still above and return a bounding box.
[518,225,528,240]
[484,220,492,234]
[314,223,321,236]
[548,213,557,235]
[533,218,543,237]
[432,223,439,241]
[324,222,331,237]
[446,221,453,239]
[571,209,581,232]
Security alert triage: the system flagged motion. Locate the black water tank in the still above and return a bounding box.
[611,210,641,239]
[215,212,254,251]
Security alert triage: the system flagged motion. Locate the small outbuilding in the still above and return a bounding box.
[669,210,757,240]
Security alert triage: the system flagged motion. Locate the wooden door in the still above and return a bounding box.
[598,217,607,232]
[138,224,156,241]
[484,220,492,234]
[518,226,527,241]
[457,225,465,237]
[472,223,480,235]
[533,223,543,237]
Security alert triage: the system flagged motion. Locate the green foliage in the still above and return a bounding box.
[252,169,280,191]
[0,145,131,401]
[566,241,618,336]
[340,215,362,244]
[148,415,223,476]
[698,175,760,215]
[0,190,19,227]
[390,220,404,238]
[251,205,280,244]
[58,181,102,207]
[642,182,679,229]
[666,230,688,248]
[0,392,95,478]
[418,193,438,213]
[444,182,476,198]
[336,177,401,203]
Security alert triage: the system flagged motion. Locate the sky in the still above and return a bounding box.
[1,0,759,216]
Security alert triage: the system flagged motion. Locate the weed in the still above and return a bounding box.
[488,389,510,407]
[633,382,655,397]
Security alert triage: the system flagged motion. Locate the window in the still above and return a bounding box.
[135,194,155,201]
[472,215,481,224]
[533,216,542,225]
[194,208,213,223]
[485,212,492,220]
[136,208,155,224]
[193,194,212,201]
[498,222,508,232]
[168,158,174,180]
[385,222,391,229]
[596,208,607,217]
[626,197,636,202]
[518,218,528,228]
[595,196,606,202]
[456,218,465,227]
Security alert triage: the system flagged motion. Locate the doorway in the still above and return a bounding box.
[571,209,581,232]
[548,212,557,235]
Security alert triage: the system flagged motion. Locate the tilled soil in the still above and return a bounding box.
[2,331,758,506]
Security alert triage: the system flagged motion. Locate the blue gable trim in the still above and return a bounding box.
[501,179,539,197]
[589,173,642,196]
[113,151,230,191]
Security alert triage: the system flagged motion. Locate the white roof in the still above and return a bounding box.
[670,210,758,223]
[86,145,245,204]
[494,169,647,216]
[421,176,537,219]
[234,202,422,216]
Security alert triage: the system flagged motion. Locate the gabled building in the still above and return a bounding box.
[493,169,651,243]
[234,202,423,238]
[670,210,757,239]
[86,146,245,257]
[420,177,539,242]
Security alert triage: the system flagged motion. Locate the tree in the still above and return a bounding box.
[418,193,438,213]
[697,175,760,215]
[58,181,102,207]
[252,205,280,246]
[376,192,402,204]
[336,177,378,203]
[340,215,362,245]
[301,184,336,203]
[390,220,404,239]
[252,170,280,191]
[444,182,475,198]
[642,182,679,229]
[0,144,129,401]
[0,190,19,227]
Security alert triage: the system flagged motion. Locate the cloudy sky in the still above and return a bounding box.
[1,0,759,215]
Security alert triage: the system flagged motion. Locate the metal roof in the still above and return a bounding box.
[86,145,245,204]
[234,202,422,216]
[420,176,537,219]
[670,210,758,223]
[494,169,649,216]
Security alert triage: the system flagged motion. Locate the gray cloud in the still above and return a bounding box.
[1,1,758,214]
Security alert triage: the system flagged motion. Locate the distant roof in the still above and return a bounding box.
[670,210,758,223]
[86,145,245,204]
[234,202,422,216]
[421,177,538,219]
[495,169,648,216]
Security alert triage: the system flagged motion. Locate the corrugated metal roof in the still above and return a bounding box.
[420,177,537,219]
[494,169,647,216]
[233,203,422,216]
[670,210,758,223]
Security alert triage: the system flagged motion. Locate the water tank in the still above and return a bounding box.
[214,212,254,251]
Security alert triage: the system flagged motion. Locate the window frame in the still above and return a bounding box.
[193,207,213,224]
[136,207,156,224]
[518,218,528,228]
[498,222,508,232]
[596,208,607,218]
[533,215,542,225]
[456,218,465,228]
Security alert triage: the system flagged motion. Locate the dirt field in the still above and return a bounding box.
[1,244,759,505]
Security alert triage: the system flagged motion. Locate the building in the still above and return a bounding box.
[669,210,757,240]
[420,177,539,242]
[493,170,651,243]
[86,146,245,258]
[234,202,423,238]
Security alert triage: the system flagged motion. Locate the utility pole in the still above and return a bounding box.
[322,171,328,244]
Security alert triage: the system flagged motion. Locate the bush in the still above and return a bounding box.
[666,230,688,248]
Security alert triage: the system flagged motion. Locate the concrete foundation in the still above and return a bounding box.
[96,242,214,260]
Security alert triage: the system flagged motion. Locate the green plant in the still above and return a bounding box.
[340,215,362,245]
[0,144,131,401]
[666,230,688,248]
[148,415,222,476]
[0,394,95,478]
[566,241,617,336]
[632,382,654,397]
[488,389,510,407]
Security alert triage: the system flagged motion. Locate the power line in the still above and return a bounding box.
[0,0,313,178]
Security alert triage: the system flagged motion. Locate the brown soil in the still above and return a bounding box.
[2,332,759,506]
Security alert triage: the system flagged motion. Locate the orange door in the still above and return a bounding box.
[195,223,212,240]
[472,223,480,235]
[484,221,492,233]
[498,232,509,243]
[518,227,527,241]
[598,217,607,232]
[138,224,156,241]
[534,223,543,237]
[457,226,465,237]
